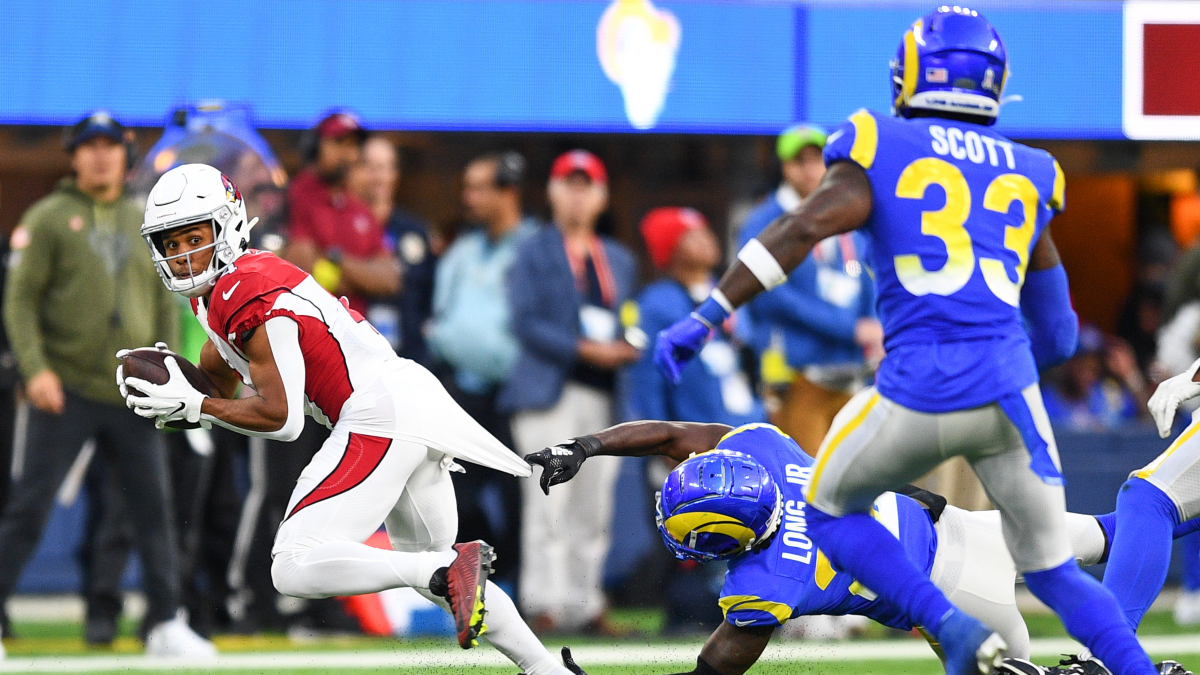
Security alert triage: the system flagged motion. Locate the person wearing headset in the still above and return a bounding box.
[425,151,538,592]
[0,111,214,657]
[283,111,401,317]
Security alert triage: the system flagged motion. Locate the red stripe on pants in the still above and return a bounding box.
[286,432,392,520]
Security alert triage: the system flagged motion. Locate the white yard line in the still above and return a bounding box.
[1,635,1199,672]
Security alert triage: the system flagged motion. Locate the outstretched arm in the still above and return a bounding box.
[655,162,872,382]
[524,421,732,494]
[666,623,775,675]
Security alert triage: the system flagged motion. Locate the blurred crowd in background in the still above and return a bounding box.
[0,103,1196,650]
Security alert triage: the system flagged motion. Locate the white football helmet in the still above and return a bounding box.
[142,164,257,297]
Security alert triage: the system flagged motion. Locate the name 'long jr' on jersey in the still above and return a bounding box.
[715,424,937,630]
[823,109,1066,414]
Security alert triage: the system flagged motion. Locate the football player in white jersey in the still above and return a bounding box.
[117,164,584,675]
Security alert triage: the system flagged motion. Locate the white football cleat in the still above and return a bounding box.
[144,612,216,658]
[1174,589,1200,627]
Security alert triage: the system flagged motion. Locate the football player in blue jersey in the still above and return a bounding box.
[525,422,1195,675]
[652,7,1158,675]
[1094,358,1200,633]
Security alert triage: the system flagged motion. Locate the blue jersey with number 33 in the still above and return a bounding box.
[823,110,1066,413]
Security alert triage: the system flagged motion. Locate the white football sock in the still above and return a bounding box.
[1067,513,1107,567]
[417,581,569,675]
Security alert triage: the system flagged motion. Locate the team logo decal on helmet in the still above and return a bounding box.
[656,449,783,562]
[221,173,241,204]
[890,6,1008,125]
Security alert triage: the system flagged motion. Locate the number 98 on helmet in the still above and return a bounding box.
[655,450,783,562]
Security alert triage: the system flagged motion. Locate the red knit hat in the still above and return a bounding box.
[640,207,708,270]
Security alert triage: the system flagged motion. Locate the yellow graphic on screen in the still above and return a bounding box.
[597,0,681,130]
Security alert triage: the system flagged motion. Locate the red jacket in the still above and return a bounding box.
[286,169,383,314]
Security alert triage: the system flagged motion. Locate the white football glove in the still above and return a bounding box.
[1147,357,1200,438]
[116,363,128,399]
[124,356,207,426]
[115,342,170,400]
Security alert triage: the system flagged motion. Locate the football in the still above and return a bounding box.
[120,348,217,430]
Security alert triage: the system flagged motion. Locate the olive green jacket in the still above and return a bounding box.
[4,178,178,405]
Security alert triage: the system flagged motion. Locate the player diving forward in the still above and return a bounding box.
[526,422,1197,675]
[117,163,584,675]
[654,7,1158,675]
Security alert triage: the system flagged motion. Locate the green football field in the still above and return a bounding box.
[0,609,1197,674]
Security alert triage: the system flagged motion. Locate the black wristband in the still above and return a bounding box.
[572,435,603,458]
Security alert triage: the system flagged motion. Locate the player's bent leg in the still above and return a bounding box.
[1102,477,1181,630]
[380,446,489,649]
[805,390,1002,674]
[931,507,1029,658]
[380,453,572,672]
[971,418,1155,675]
[1105,424,1200,631]
[270,432,457,599]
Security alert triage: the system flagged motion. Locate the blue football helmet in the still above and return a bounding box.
[656,449,783,562]
[891,5,1007,124]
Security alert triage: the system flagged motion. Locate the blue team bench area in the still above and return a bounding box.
[13,423,1193,597]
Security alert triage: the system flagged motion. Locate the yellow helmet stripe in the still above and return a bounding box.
[663,511,756,548]
[902,22,921,104]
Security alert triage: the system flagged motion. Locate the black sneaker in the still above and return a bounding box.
[84,614,118,647]
[997,658,1048,675]
[1049,654,1112,675]
[1156,661,1193,675]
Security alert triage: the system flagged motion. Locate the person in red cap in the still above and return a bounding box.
[500,149,639,636]
[632,207,765,427]
[283,112,401,317]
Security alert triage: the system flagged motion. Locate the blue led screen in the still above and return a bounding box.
[0,0,1124,138]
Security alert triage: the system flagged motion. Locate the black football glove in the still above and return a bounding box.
[562,647,588,675]
[524,436,601,495]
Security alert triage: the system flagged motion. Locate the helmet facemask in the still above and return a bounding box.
[145,218,231,298]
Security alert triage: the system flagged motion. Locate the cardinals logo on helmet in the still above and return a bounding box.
[221,174,241,204]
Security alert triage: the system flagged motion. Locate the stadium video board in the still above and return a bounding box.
[0,0,1165,139]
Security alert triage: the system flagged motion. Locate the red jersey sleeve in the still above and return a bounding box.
[208,252,309,349]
